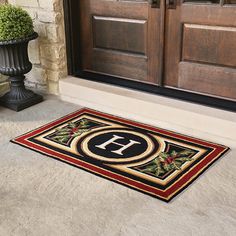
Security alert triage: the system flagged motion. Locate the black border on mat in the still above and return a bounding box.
[10,108,231,203]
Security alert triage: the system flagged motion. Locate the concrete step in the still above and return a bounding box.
[59,76,236,143]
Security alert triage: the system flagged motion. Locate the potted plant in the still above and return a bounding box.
[0,4,43,111]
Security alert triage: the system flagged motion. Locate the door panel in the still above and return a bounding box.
[182,24,236,68]
[93,16,147,55]
[79,0,162,84]
[164,0,236,100]
[179,62,236,99]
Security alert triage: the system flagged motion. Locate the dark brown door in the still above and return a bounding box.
[164,0,236,100]
[79,0,163,85]
[79,0,236,101]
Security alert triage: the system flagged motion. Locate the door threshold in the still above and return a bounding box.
[59,76,236,142]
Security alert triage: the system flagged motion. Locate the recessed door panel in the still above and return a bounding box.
[182,24,236,68]
[93,16,147,55]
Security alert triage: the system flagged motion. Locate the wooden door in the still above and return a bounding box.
[79,0,163,85]
[164,0,236,100]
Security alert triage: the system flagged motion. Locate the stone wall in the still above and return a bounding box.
[6,0,67,94]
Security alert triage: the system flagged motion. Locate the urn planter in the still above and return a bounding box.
[0,32,43,111]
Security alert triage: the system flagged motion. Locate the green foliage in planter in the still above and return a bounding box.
[0,4,34,41]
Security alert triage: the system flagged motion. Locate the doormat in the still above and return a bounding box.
[11,108,229,202]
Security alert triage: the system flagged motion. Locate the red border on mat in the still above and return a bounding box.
[13,108,229,201]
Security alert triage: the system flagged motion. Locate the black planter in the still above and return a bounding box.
[0,32,43,111]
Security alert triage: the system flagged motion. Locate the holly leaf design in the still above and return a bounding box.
[50,119,91,145]
[179,149,195,156]
[140,148,196,177]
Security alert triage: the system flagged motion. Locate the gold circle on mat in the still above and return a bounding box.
[80,129,159,163]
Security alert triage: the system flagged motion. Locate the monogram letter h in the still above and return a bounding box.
[95,135,141,156]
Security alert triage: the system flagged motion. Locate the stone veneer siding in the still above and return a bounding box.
[4,0,67,94]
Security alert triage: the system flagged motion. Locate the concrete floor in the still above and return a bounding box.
[0,96,235,236]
